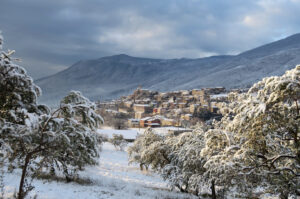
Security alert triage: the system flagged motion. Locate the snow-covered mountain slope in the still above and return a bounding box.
[36,33,300,104]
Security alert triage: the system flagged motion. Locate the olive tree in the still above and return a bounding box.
[206,66,300,198]
[128,128,163,170]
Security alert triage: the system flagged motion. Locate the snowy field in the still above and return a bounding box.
[98,126,191,140]
[3,142,196,199]
[97,128,139,139]
[138,127,191,136]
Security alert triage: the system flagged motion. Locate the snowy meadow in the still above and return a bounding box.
[2,142,196,199]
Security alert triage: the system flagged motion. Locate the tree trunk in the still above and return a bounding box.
[279,192,288,199]
[18,154,31,199]
[177,185,188,193]
[140,163,143,171]
[211,180,216,199]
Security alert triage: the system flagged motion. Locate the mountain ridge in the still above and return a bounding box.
[36,33,300,105]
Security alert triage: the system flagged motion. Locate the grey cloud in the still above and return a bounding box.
[1,0,300,78]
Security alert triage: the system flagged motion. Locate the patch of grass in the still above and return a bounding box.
[34,172,94,185]
[154,196,192,199]
[134,189,142,196]
[100,190,114,196]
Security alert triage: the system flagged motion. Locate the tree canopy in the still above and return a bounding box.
[0,34,103,199]
[129,65,300,198]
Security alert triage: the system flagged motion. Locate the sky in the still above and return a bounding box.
[1,0,300,79]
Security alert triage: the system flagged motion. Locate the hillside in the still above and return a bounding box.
[36,33,300,104]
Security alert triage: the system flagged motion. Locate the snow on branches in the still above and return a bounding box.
[0,35,103,199]
[207,65,300,198]
[128,65,300,198]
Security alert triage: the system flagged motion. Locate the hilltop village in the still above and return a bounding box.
[97,87,243,129]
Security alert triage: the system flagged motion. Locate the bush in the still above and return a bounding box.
[109,134,128,151]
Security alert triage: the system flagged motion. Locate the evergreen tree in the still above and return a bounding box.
[0,35,103,199]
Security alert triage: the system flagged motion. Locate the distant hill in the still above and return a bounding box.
[36,33,300,105]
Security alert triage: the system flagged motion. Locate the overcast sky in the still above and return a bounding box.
[1,0,300,79]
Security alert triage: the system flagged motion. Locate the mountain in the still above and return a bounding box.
[36,33,300,105]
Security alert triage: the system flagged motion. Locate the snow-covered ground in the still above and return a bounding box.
[137,127,191,136]
[97,126,192,140]
[3,143,196,199]
[97,128,139,139]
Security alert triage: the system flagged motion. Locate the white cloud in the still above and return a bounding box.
[97,11,187,57]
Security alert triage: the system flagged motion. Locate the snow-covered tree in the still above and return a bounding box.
[0,35,103,199]
[0,34,45,162]
[205,66,300,198]
[140,137,170,171]
[109,134,127,151]
[129,127,212,196]
[128,128,163,170]
[200,129,237,198]
[161,129,207,195]
[128,65,300,198]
